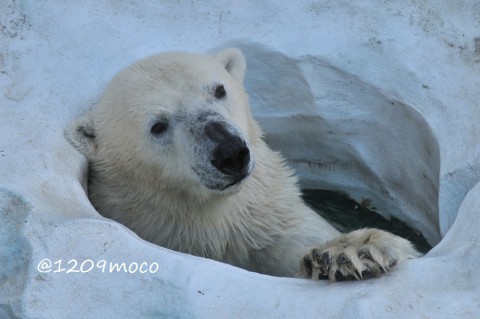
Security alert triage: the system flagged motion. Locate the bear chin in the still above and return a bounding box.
[200,171,252,194]
[193,152,255,193]
[213,182,244,195]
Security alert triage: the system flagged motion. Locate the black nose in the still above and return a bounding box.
[205,122,250,180]
[211,138,250,179]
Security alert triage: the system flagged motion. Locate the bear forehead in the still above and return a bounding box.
[101,52,230,106]
[127,52,226,85]
[95,52,235,121]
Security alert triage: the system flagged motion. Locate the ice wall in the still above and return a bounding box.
[1,0,479,318]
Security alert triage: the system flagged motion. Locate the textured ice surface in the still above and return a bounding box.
[1,0,480,318]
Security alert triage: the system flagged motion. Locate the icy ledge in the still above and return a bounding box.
[2,0,480,317]
[1,43,479,318]
[3,182,479,318]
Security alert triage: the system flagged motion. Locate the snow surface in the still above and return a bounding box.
[1,0,480,318]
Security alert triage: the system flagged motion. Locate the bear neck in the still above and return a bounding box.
[87,140,303,267]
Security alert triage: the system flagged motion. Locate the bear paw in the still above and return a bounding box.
[299,229,421,281]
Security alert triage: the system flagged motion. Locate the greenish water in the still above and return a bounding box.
[302,189,431,253]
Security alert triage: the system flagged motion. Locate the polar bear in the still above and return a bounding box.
[65,48,420,281]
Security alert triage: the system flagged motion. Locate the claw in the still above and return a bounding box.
[302,255,313,277]
[321,252,331,266]
[337,253,350,265]
[354,268,363,280]
[311,249,321,263]
[358,248,373,260]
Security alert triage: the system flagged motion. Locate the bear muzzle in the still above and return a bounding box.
[205,121,251,186]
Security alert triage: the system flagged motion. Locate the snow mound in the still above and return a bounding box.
[1,0,479,317]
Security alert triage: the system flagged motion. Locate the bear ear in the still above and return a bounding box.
[215,48,246,83]
[64,114,96,159]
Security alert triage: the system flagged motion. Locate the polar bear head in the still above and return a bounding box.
[65,49,259,202]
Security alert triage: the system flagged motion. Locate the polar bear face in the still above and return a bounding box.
[65,49,257,199]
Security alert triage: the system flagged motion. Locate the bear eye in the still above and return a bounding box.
[214,85,226,99]
[150,120,169,135]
